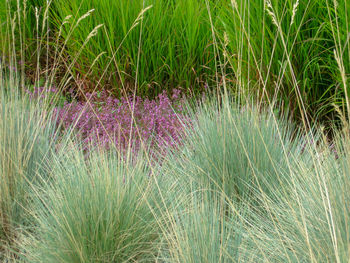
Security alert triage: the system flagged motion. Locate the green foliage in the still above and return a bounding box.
[48,0,219,97]
[2,0,350,125]
[218,0,350,123]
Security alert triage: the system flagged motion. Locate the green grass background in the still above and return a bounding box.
[1,0,349,124]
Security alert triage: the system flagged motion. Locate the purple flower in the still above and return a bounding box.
[50,88,191,158]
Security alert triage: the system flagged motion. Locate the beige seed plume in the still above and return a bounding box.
[224,32,229,47]
[290,0,299,26]
[76,9,95,26]
[231,0,238,10]
[58,15,73,38]
[130,5,153,31]
[87,24,104,40]
[264,0,278,27]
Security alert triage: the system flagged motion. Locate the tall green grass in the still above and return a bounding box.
[0,0,46,85]
[2,0,349,125]
[2,0,348,125]
[48,0,219,97]
[218,0,349,124]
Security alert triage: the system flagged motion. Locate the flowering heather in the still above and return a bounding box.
[39,88,190,154]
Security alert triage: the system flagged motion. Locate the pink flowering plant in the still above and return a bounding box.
[28,88,192,155]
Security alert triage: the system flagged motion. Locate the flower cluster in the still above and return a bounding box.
[51,89,190,155]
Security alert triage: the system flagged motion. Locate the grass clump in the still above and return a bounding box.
[157,188,246,263]
[21,143,161,263]
[231,129,350,262]
[158,97,350,262]
[163,97,303,203]
[0,78,57,258]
